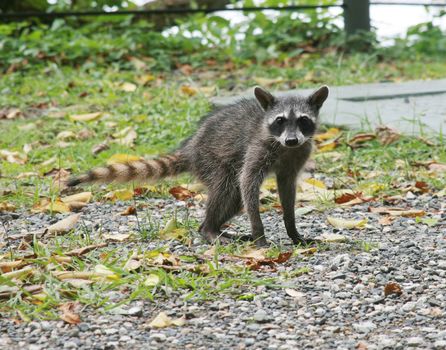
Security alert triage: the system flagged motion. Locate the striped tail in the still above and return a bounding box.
[67,153,188,187]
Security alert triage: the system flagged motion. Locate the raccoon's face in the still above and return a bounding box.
[255,85,329,148]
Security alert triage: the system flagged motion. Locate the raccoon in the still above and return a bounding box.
[68,85,329,246]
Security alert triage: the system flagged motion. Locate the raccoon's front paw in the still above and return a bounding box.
[292,236,317,246]
[253,237,269,248]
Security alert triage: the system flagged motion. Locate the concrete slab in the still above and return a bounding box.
[212,79,446,134]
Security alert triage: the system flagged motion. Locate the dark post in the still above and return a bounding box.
[343,0,371,36]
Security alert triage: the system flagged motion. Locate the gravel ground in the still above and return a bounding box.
[1,193,445,350]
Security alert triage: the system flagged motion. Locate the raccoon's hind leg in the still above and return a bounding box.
[199,181,243,244]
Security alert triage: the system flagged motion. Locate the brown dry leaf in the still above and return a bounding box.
[169,186,195,201]
[59,302,81,324]
[180,85,197,96]
[376,125,400,145]
[178,64,193,75]
[240,248,268,260]
[0,284,43,299]
[69,112,103,122]
[120,206,137,216]
[356,341,369,350]
[103,233,132,242]
[347,133,376,148]
[91,142,109,156]
[0,202,16,212]
[1,265,35,280]
[378,216,394,226]
[335,192,359,204]
[0,149,27,164]
[65,243,107,257]
[47,213,81,235]
[369,207,425,217]
[0,260,26,273]
[0,108,22,119]
[384,282,403,297]
[107,153,142,165]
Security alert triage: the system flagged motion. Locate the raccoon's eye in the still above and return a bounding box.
[297,116,316,135]
[275,116,286,125]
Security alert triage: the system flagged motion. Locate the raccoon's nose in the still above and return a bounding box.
[285,137,299,147]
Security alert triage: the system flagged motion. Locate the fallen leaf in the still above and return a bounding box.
[119,82,137,92]
[144,274,160,287]
[61,192,92,204]
[47,213,81,235]
[0,260,26,273]
[428,162,446,173]
[317,140,338,152]
[1,265,35,280]
[112,127,137,147]
[56,131,77,141]
[240,248,268,260]
[180,85,197,96]
[378,216,394,226]
[59,302,81,324]
[124,258,142,271]
[64,279,94,288]
[0,202,16,212]
[103,233,132,242]
[169,186,195,201]
[69,112,103,122]
[314,128,341,142]
[384,282,403,297]
[252,76,285,86]
[32,198,71,213]
[91,143,109,156]
[0,149,27,164]
[149,312,185,328]
[304,178,326,189]
[107,153,142,165]
[368,207,425,217]
[120,206,137,216]
[285,288,305,299]
[295,206,315,216]
[376,125,400,145]
[104,189,134,201]
[294,247,317,255]
[65,243,107,257]
[327,216,367,229]
[347,133,376,148]
[314,233,348,243]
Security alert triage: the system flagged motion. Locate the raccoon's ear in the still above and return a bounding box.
[308,85,329,109]
[254,86,275,111]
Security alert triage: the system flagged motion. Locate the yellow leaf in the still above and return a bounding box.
[104,189,134,201]
[107,154,142,165]
[144,274,160,287]
[253,76,285,86]
[180,85,197,96]
[317,141,337,152]
[314,128,341,142]
[70,112,103,122]
[304,178,326,189]
[148,312,185,328]
[327,216,367,229]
